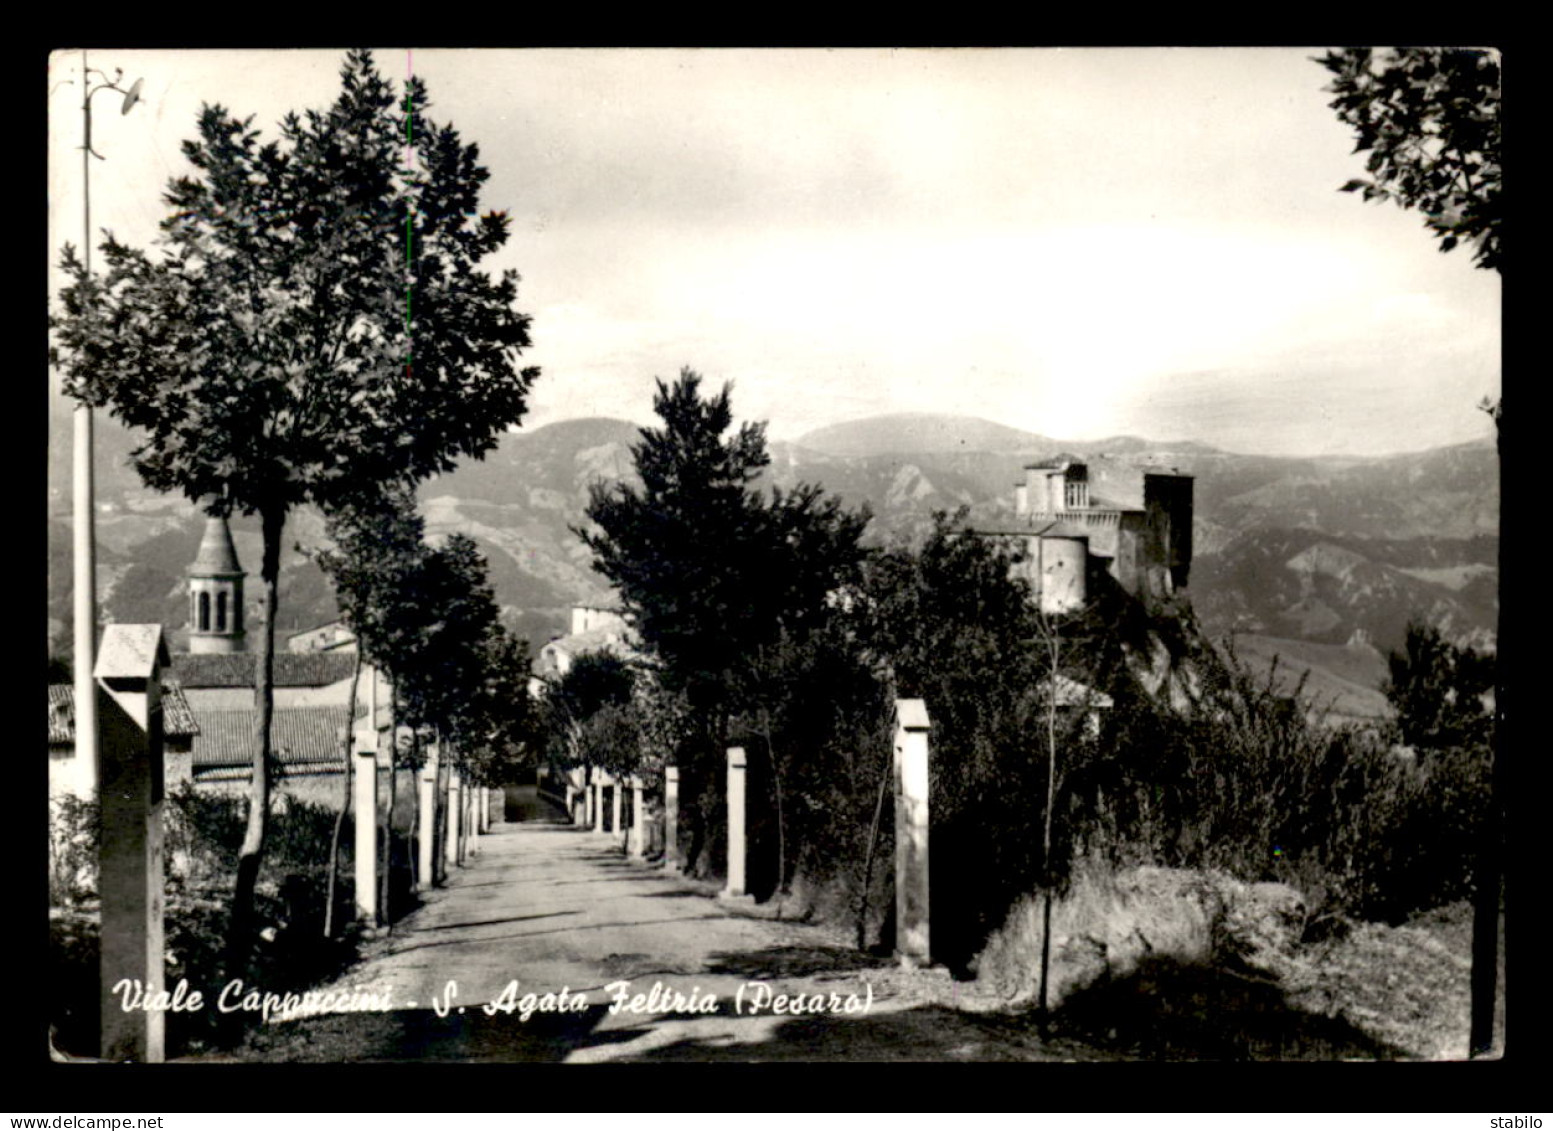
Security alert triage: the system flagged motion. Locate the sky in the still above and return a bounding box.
[47,47,1502,457]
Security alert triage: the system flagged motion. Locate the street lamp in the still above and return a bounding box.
[69,50,143,793]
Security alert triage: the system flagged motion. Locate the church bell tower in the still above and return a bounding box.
[187,515,246,655]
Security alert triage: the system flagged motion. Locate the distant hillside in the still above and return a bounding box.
[797,414,1056,457]
[797,413,1220,462]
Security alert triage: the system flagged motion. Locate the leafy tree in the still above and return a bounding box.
[48,49,539,960]
[1318,47,1501,272]
[578,369,870,872]
[1382,620,1495,752]
[313,482,428,934]
[852,511,1069,966]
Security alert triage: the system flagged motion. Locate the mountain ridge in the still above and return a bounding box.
[47,407,1499,697]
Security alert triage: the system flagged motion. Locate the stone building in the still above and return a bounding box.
[287,620,357,654]
[48,514,398,809]
[974,455,1194,614]
[531,604,634,693]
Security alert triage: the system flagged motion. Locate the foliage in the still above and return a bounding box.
[1318,47,1501,272]
[400,534,532,774]
[1382,619,1495,752]
[849,511,1092,966]
[577,369,870,873]
[317,480,532,784]
[50,47,538,515]
[579,369,870,719]
[728,618,894,907]
[316,482,428,689]
[48,794,100,907]
[1062,642,1487,926]
[51,785,365,1059]
[539,650,637,771]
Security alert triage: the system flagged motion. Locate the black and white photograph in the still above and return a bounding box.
[45,46,1503,1065]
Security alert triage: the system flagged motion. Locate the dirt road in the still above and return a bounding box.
[232,788,1078,1063]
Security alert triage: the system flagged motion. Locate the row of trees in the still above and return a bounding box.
[314,482,531,934]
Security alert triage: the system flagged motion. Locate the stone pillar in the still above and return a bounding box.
[445,767,462,868]
[479,786,490,833]
[592,771,606,833]
[353,732,378,924]
[630,775,647,859]
[94,624,168,1063]
[611,773,624,843]
[417,745,438,891]
[468,784,481,856]
[664,766,680,871]
[723,747,748,898]
[894,699,932,968]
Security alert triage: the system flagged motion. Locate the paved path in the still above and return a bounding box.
[234,787,1070,1063]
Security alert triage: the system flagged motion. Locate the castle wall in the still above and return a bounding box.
[1036,536,1087,614]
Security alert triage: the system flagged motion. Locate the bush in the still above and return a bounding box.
[49,795,100,907]
[1064,646,1488,926]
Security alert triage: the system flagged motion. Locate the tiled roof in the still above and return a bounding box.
[190,707,350,768]
[170,651,358,689]
[48,682,200,744]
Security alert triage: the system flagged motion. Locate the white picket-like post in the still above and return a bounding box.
[611,772,624,845]
[417,744,438,890]
[663,766,680,871]
[723,747,748,898]
[894,699,932,968]
[353,733,378,923]
[630,775,647,859]
[94,625,168,1063]
[444,766,461,869]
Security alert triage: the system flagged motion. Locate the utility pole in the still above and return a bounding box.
[68,52,144,795]
[71,50,144,794]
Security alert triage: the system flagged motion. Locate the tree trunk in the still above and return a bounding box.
[856,738,892,951]
[1470,411,1503,1057]
[1038,617,1060,1027]
[228,503,284,972]
[758,705,787,907]
[380,683,398,923]
[323,651,364,938]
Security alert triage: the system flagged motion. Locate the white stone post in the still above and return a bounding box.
[469,785,482,854]
[611,772,624,844]
[894,699,932,968]
[593,770,606,833]
[353,731,378,924]
[94,624,167,1063]
[445,767,462,868]
[723,747,748,898]
[479,786,491,833]
[664,766,680,871]
[417,744,438,891]
[630,775,647,859]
